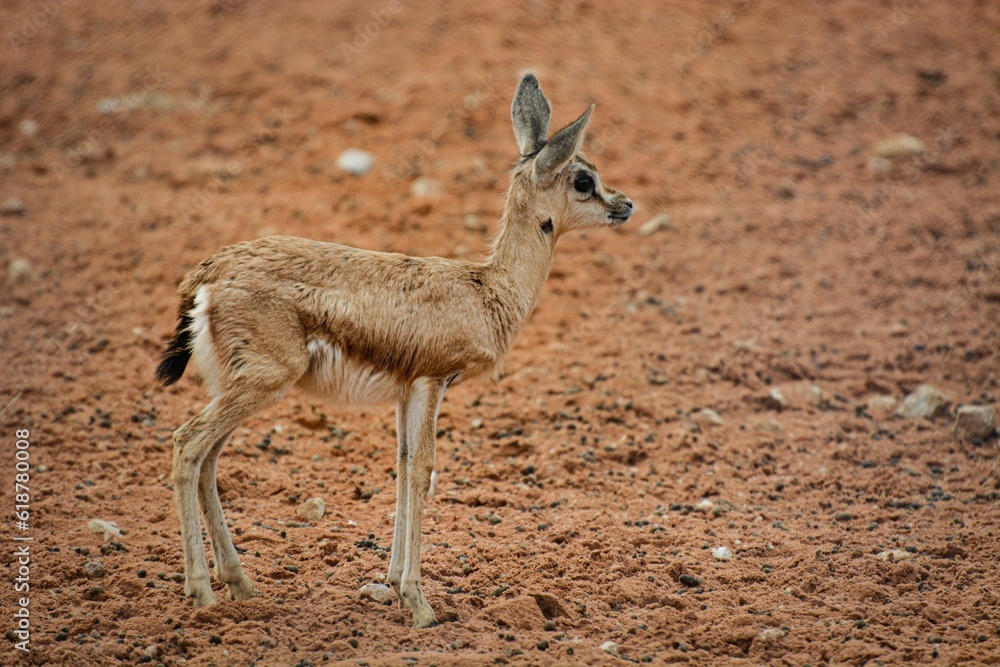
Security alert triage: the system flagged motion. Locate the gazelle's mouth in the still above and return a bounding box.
[608,214,631,226]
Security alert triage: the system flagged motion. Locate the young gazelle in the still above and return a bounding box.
[156,73,632,627]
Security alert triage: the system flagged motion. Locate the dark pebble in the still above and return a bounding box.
[209,635,222,645]
[537,639,549,651]
[679,574,700,587]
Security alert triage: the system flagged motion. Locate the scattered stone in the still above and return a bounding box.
[336,148,375,176]
[357,583,394,605]
[759,627,787,643]
[471,418,484,429]
[464,214,488,232]
[410,177,443,198]
[953,405,996,441]
[867,395,898,414]
[873,133,925,160]
[679,573,700,587]
[636,213,670,237]
[83,560,105,579]
[693,498,714,514]
[88,519,122,541]
[765,382,822,410]
[144,645,161,659]
[0,198,26,217]
[295,497,326,522]
[896,385,950,420]
[877,549,912,562]
[599,641,620,657]
[19,119,39,137]
[7,257,34,283]
[754,420,783,433]
[693,408,725,427]
[711,546,734,561]
[834,512,852,522]
[867,156,893,175]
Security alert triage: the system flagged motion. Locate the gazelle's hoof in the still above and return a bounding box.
[227,575,257,601]
[411,606,438,628]
[186,582,218,608]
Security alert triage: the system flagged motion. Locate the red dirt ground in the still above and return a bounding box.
[2,1,999,665]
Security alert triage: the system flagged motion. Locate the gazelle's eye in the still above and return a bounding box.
[573,174,594,194]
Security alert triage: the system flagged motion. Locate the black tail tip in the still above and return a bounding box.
[156,316,192,386]
[156,350,190,386]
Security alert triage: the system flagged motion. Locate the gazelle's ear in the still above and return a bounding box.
[511,73,551,157]
[534,105,592,180]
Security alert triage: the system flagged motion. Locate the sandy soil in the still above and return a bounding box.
[2,1,999,665]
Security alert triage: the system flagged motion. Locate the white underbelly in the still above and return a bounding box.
[298,339,404,405]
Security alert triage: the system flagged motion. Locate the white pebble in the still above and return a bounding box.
[357,582,393,605]
[410,177,443,198]
[7,257,33,283]
[336,148,375,176]
[636,212,670,237]
[694,498,714,513]
[873,133,925,159]
[87,519,122,541]
[295,497,326,522]
[599,641,620,657]
[712,546,734,561]
[19,119,39,137]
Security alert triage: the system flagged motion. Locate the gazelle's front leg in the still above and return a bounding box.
[387,399,411,602]
[390,377,448,628]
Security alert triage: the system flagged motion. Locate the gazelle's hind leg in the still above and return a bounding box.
[172,352,305,607]
[198,430,256,601]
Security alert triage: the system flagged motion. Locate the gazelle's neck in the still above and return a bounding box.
[482,173,556,338]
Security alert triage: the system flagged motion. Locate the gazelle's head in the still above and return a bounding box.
[510,74,632,234]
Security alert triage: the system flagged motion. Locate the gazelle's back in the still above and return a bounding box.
[182,236,502,392]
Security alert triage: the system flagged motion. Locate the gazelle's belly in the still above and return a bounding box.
[297,338,404,406]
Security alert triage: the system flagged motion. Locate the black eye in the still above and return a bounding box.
[573,174,594,194]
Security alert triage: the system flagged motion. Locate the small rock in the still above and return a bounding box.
[357,582,393,605]
[87,519,122,541]
[759,627,787,642]
[464,214,488,232]
[873,133,925,159]
[867,395,898,414]
[636,213,670,237]
[410,177,443,198]
[295,497,326,522]
[19,119,39,137]
[754,420,783,433]
[693,498,714,514]
[765,382,822,410]
[896,384,950,420]
[711,546,734,561]
[7,257,34,283]
[0,198,26,217]
[679,573,700,587]
[867,156,893,175]
[336,148,375,176]
[953,405,996,441]
[693,408,724,427]
[877,549,912,562]
[599,641,620,657]
[471,418,484,429]
[83,560,105,579]
[144,645,161,659]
